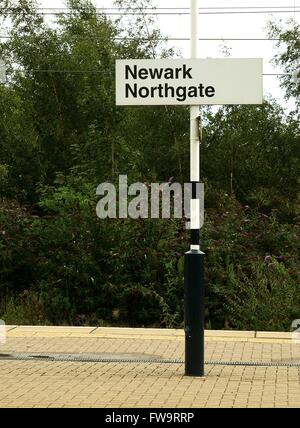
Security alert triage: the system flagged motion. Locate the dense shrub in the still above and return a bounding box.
[1,186,299,330]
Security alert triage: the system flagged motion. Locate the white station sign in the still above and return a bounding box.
[116,58,263,106]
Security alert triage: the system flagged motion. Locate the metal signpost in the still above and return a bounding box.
[185,0,203,376]
[116,0,263,377]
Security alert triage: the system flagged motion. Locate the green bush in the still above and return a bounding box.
[224,259,300,331]
[1,188,299,330]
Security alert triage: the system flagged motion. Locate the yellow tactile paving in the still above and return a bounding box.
[1,326,300,408]
[256,331,294,339]
[4,326,291,342]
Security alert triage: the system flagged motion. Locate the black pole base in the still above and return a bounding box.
[184,250,205,377]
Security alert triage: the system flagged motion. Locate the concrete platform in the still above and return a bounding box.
[0,326,300,408]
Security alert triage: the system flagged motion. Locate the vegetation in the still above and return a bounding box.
[0,0,299,330]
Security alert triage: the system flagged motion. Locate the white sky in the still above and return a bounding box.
[12,1,300,111]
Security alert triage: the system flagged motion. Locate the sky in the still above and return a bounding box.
[5,0,300,112]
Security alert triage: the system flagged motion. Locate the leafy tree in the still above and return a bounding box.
[268,20,300,111]
[202,101,300,218]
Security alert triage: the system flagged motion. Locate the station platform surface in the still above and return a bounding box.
[1,325,300,408]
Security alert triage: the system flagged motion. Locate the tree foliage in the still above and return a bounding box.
[268,19,300,111]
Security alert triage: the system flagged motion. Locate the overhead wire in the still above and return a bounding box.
[0,35,285,40]
[0,8,300,16]
[0,6,297,77]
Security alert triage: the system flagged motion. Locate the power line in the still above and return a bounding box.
[3,69,289,75]
[2,6,300,11]
[19,11,300,15]
[0,35,285,41]
[1,10,300,16]
[264,73,290,75]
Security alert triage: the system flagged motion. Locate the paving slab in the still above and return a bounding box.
[0,326,300,408]
[255,331,293,339]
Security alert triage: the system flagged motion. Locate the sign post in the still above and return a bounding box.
[115,0,262,379]
[0,59,6,84]
[184,0,204,377]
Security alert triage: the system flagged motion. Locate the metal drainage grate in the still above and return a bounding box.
[1,352,300,367]
[30,355,54,360]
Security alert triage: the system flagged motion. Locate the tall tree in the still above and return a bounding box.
[268,20,300,112]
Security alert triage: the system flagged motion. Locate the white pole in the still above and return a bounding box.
[0,59,6,84]
[190,0,199,60]
[190,0,200,250]
[185,0,205,378]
